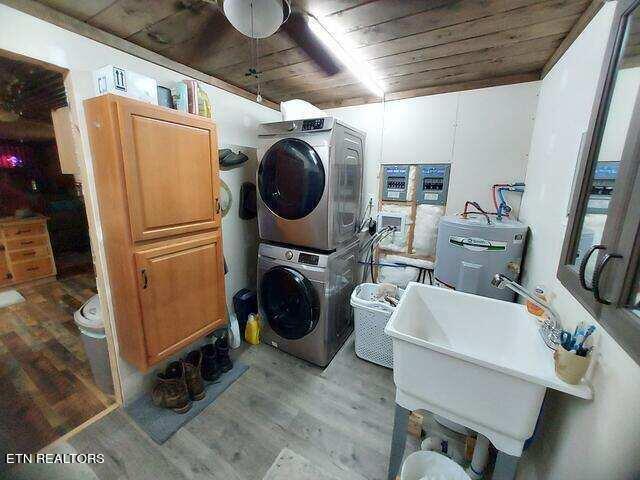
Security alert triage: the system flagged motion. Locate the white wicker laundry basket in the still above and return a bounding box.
[350,283,404,369]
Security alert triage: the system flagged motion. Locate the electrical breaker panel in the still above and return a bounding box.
[587,161,618,214]
[382,165,410,201]
[417,164,450,205]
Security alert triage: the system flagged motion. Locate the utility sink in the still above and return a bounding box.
[385,282,592,456]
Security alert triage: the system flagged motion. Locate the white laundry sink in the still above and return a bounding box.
[385,282,592,456]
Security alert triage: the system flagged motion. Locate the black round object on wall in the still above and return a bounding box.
[260,266,319,340]
[258,138,325,220]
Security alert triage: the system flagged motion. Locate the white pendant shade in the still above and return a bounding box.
[222,0,289,39]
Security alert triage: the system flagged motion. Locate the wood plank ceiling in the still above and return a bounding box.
[31,0,597,108]
[0,55,67,122]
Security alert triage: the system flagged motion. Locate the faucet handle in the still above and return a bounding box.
[491,274,506,288]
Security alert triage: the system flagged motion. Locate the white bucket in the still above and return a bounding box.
[400,451,470,480]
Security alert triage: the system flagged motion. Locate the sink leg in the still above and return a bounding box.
[387,403,410,480]
[493,451,519,480]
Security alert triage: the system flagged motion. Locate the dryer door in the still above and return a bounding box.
[258,138,325,220]
[260,266,320,340]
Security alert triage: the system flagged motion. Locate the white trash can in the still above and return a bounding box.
[350,283,404,369]
[74,294,114,395]
[400,451,470,480]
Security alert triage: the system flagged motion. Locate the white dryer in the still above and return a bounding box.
[257,117,365,251]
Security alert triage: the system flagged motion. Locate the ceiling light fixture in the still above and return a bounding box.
[306,15,384,98]
[218,0,291,39]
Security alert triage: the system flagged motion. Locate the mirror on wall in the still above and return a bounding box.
[569,4,640,283]
[559,0,640,364]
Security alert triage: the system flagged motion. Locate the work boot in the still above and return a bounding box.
[201,343,221,382]
[215,334,233,373]
[151,361,192,414]
[184,350,205,401]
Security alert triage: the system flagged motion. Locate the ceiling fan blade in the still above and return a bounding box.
[281,12,342,76]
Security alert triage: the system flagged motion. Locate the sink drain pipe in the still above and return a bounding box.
[466,434,491,480]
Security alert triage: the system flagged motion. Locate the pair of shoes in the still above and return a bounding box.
[201,334,233,382]
[151,351,206,414]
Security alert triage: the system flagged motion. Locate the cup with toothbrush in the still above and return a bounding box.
[554,322,595,384]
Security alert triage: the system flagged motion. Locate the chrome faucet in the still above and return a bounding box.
[491,273,563,349]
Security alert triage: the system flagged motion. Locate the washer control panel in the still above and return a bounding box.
[382,165,410,201]
[417,164,450,205]
[302,118,325,131]
[259,243,329,268]
[298,252,319,266]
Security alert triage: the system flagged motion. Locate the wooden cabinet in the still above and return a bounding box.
[85,94,226,371]
[118,103,221,242]
[0,216,57,288]
[135,232,225,363]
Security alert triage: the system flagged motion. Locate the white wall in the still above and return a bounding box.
[0,4,280,404]
[517,3,640,479]
[218,145,260,304]
[327,82,539,218]
[599,66,640,164]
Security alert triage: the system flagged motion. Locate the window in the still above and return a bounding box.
[559,0,640,365]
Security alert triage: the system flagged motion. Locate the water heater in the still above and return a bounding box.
[434,216,528,302]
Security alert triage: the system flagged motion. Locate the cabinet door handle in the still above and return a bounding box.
[141,269,148,289]
[26,266,39,272]
[579,244,606,291]
[593,252,622,305]
[215,198,221,214]
[21,240,34,246]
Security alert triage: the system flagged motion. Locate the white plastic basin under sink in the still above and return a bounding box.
[385,282,592,456]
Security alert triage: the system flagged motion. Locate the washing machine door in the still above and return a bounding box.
[260,266,320,340]
[258,138,325,220]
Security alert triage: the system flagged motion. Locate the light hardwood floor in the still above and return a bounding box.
[11,336,417,480]
[0,273,115,470]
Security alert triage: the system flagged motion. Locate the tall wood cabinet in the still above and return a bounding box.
[85,94,226,371]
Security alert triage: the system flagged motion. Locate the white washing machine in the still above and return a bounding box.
[257,240,358,366]
[257,117,365,251]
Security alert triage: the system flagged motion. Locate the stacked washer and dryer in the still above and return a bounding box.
[256,117,365,366]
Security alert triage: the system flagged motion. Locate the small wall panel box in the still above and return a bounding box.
[382,165,410,201]
[93,65,158,105]
[417,164,451,205]
[377,212,407,234]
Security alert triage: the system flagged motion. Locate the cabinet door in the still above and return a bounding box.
[118,102,220,242]
[135,232,226,363]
